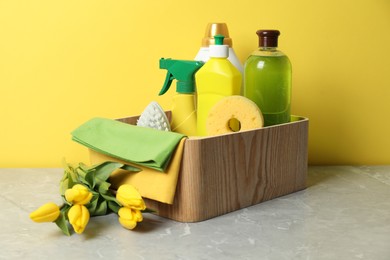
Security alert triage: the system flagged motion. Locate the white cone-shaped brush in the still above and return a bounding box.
[136,101,171,131]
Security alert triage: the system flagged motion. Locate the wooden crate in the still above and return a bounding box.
[90,113,308,222]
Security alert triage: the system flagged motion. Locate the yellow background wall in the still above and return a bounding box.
[1,0,389,167]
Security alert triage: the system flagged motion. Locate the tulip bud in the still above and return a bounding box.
[116,184,146,210]
[68,204,90,234]
[65,184,93,205]
[29,202,60,223]
[118,207,143,230]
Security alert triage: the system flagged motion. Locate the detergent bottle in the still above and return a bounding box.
[159,58,204,136]
[195,35,242,136]
[244,30,292,126]
[195,23,243,75]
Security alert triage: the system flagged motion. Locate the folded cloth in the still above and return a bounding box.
[89,137,186,204]
[71,117,185,172]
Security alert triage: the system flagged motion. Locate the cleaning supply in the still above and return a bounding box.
[195,23,243,75]
[195,34,242,136]
[90,137,186,205]
[244,30,292,126]
[137,101,170,131]
[205,95,264,136]
[71,117,185,172]
[159,58,204,136]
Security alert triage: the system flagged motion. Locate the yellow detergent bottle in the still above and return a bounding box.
[195,35,242,136]
[159,58,204,136]
[195,22,244,76]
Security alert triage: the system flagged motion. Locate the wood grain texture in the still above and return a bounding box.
[93,113,308,222]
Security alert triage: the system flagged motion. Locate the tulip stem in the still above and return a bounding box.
[109,188,118,195]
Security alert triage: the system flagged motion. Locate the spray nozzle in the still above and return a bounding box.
[159,58,204,95]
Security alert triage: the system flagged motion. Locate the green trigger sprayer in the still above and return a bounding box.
[159,58,204,136]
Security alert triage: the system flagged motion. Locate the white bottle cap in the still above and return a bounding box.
[209,34,229,58]
[209,45,229,58]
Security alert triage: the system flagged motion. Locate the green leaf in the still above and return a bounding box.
[63,161,78,183]
[60,160,76,195]
[62,158,72,173]
[98,181,111,194]
[87,193,99,214]
[91,161,142,188]
[101,193,119,203]
[94,199,108,216]
[55,207,71,236]
[79,162,90,173]
[108,200,121,214]
[92,161,124,183]
[60,172,76,196]
[85,170,96,189]
[121,164,141,173]
[76,167,87,180]
[79,176,92,189]
[59,176,69,196]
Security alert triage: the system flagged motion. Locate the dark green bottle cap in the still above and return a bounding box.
[214,34,225,45]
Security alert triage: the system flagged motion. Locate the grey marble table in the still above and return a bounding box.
[1,166,389,260]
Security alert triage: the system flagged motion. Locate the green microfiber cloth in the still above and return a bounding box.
[71,117,185,172]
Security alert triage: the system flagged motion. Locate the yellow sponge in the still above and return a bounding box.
[206,95,264,136]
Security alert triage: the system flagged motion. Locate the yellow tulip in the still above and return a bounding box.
[118,207,143,230]
[65,184,93,205]
[68,204,90,234]
[29,202,60,223]
[116,184,146,210]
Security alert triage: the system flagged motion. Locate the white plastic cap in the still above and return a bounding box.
[209,44,229,58]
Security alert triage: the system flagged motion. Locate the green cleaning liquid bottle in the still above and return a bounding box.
[159,58,204,136]
[195,35,242,136]
[244,30,292,126]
